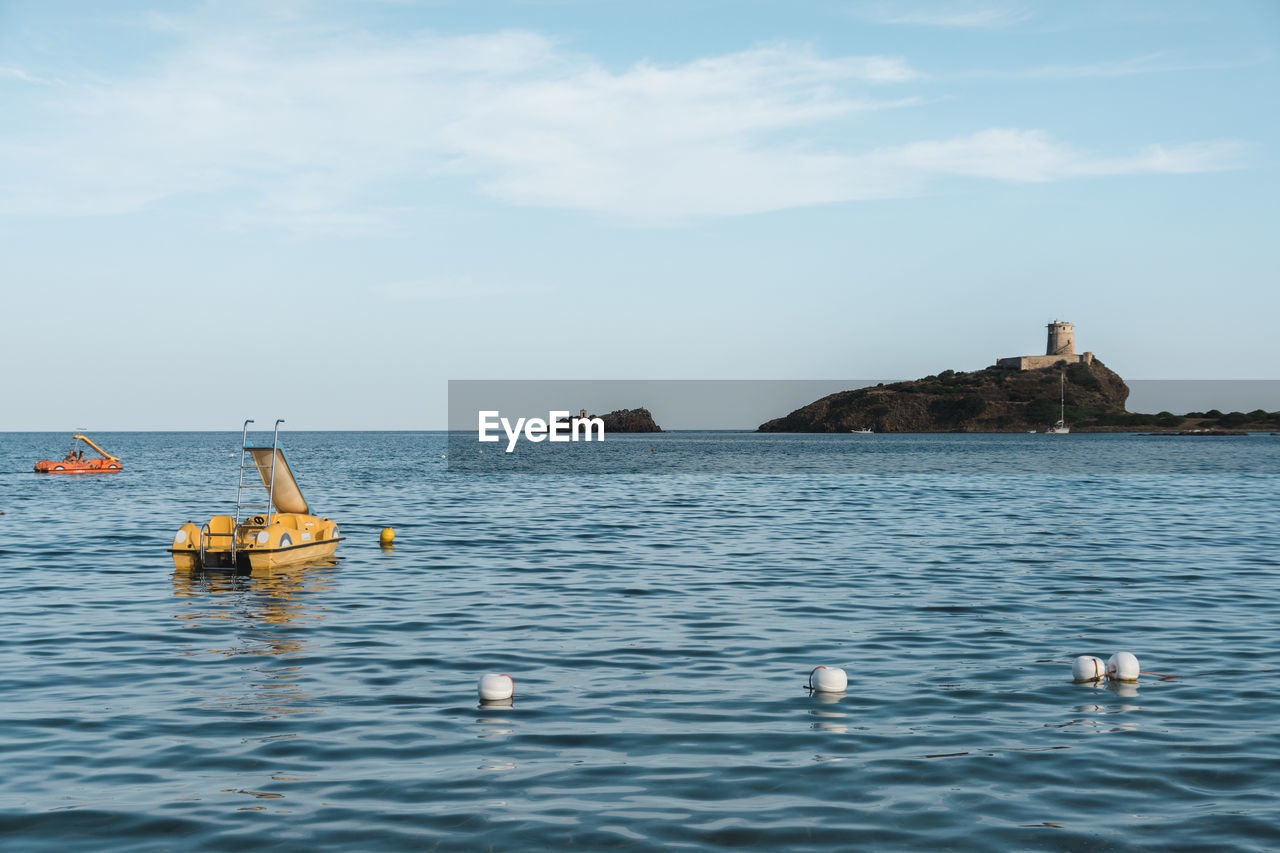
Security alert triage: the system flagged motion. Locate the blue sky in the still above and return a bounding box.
[1,0,1276,429]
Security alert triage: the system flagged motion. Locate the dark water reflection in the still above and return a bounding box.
[171,562,337,717]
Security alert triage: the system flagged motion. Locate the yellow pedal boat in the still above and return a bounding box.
[171,419,342,571]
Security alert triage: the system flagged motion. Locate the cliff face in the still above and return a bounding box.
[758,361,1130,433]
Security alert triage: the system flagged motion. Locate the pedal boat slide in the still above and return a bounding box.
[34,434,123,473]
[171,419,342,571]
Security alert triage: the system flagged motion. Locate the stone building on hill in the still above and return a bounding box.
[998,321,1095,371]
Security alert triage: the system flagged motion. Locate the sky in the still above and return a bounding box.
[1,0,1277,429]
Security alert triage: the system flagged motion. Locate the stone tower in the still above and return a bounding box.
[1046,321,1075,356]
[999,321,1093,370]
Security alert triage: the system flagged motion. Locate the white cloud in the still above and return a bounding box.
[0,20,1244,229]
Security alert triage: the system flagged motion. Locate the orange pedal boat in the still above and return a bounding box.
[34,434,123,474]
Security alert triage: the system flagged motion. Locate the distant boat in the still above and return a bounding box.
[850,427,874,434]
[1045,371,1070,434]
[33,433,122,474]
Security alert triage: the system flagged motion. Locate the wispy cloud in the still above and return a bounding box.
[372,278,551,302]
[971,51,1265,80]
[0,17,1245,229]
[0,66,53,84]
[884,129,1244,182]
[858,2,1032,29]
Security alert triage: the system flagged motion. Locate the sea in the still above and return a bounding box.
[1,431,1277,851]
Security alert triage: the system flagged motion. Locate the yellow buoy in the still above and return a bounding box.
[379,527,395,545]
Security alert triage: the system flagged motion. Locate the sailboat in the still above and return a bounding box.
[1046,371,1070,434]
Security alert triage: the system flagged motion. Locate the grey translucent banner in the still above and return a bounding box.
[447,380,884,432]
[447,379,1279,474]
[1125,380,1280,414]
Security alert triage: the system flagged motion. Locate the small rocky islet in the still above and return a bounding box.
[563,407,662,433]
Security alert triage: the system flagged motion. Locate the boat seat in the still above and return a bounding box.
[207,516,234,535]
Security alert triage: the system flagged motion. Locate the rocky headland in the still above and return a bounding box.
[759,361,1132,433]
[758,361,1280,433]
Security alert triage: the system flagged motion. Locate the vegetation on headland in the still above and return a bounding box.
[1095,408,1279,431]
[757,360,1280,433]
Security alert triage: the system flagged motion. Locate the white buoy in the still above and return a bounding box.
[1071,655,1106,682]
[478,673,514,702]
[1107,652,1140,682]
[809,665,847,694]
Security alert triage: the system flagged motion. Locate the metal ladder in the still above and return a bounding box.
[230,418,283,566]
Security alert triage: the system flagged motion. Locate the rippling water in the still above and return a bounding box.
[1,431,1277,851]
